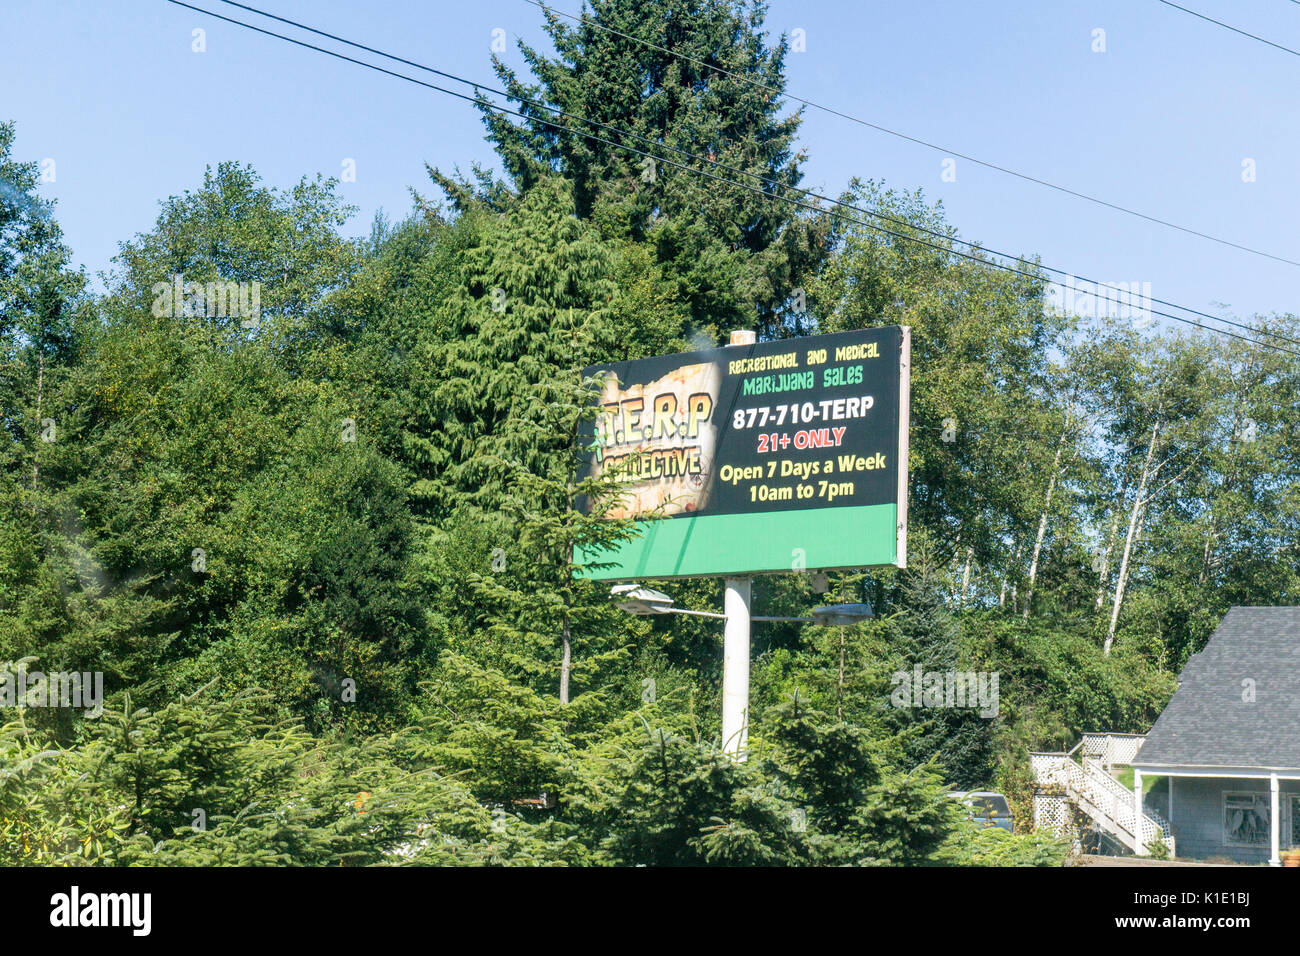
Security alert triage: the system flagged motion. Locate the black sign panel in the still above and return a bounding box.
[580,326,908,521]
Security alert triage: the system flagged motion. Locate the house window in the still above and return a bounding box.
[1223,792,1270,847]
[1290,796,1300,850]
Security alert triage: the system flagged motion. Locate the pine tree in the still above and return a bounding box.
[0,120,84,504]
[887,557,997,789]
[409,178,645,702]
[468,0,828,337]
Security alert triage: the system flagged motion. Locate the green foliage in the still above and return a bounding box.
[589,728,804,866]
[877,556,997,789]
[469,0,829,336]
[6,1,1279,864]
[111,161,360,329]
[938,821,1070,867]
[966,613,1174,752]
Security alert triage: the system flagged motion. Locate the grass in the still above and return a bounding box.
[1112,766,1163,796]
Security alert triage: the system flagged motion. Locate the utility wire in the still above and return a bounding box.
[211,2,1300,349]
[1158,1,1300,57]
[209,1,1300,352]
[208,0,1300,352]
[167,0,1300,358]
[523,0,1300,270]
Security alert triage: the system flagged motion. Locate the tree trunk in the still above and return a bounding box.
[837,628,845,721]
[1199,507,1218,588]
[1106,421,1160,655]
[960,546,973,608]
[559,617,572,706]
[1022,438,1067,619]
[560,419,576,706]
[1095,511,1120,611]
[948,533,961,607]
[31,353,44,513]
[999,538,1019,609]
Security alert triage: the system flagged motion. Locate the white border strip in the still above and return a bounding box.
[896,326,911,569]
[1134,765,1300,779]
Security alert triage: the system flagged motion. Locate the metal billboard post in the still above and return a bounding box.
[722,576,752,758]
[721,331,756,760]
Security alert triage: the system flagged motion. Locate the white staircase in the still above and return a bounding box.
[1031,746,1175,856]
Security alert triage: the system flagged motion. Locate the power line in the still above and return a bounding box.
[213,1,1300,353]
[523,0,1300,270]
[1158,1,1300,57]
[178,0,1300,358]
[211,1,1300,351]
[166,1,1300,359]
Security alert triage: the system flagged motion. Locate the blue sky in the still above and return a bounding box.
[3,0,1298,325]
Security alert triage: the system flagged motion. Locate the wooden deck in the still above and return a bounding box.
[1073,854,1245,867]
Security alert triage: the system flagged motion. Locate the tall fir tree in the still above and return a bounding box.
[887,556,997,789]
[465,0,828,339]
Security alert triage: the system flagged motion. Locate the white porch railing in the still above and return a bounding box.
[1030,751,1175,856]
[1080,732,1145,770]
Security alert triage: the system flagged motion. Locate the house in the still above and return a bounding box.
[1132,606,1300,865]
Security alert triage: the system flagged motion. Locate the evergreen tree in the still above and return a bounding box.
[886,557,997,789]
[0,119,84,508]
[471,0,828,338]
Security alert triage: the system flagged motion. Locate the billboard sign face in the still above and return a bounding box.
[576,326,910,579]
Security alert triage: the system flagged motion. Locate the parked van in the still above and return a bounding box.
[948,791,1014,833]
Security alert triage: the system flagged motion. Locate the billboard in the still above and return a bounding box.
[575,326,910,579]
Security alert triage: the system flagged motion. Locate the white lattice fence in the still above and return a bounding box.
[1033,793,1074,838]
[1080,733,1145,768]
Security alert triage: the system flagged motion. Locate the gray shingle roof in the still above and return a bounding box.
[1134,607,1300,773]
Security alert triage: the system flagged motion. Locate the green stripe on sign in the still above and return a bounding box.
[576,504,898,580]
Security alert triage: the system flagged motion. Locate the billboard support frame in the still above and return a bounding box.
[585,325,912,760]
[896,325,911,569]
